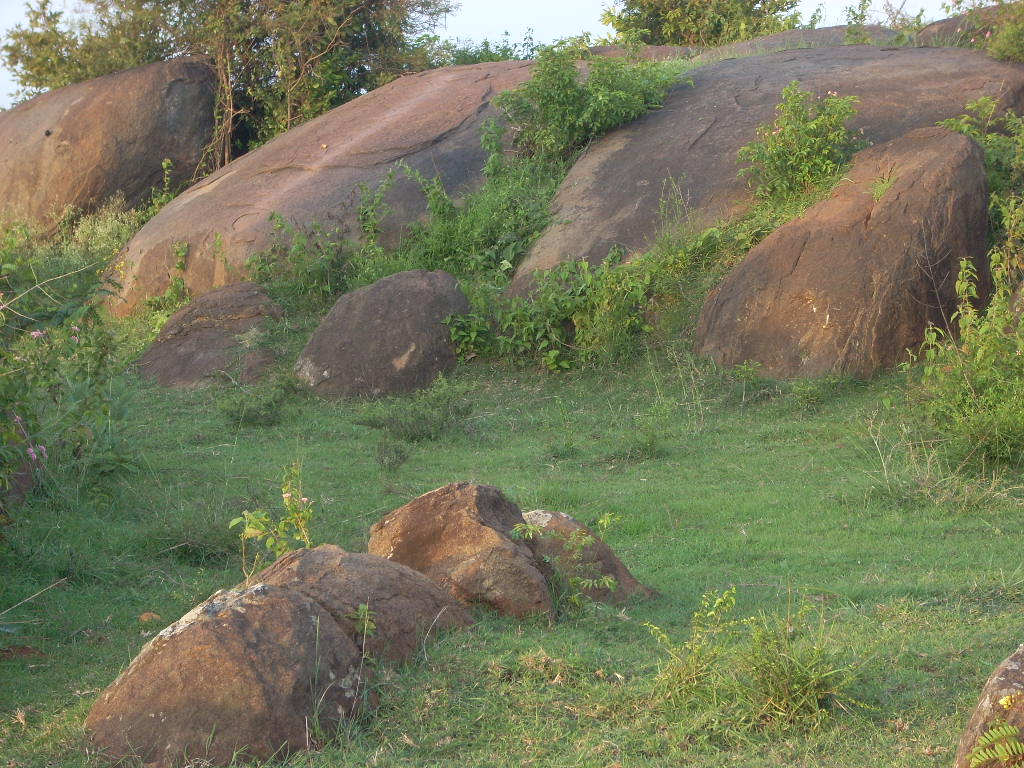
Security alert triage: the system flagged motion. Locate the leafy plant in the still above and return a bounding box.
[969,720,1024,767]
[738,81,865,200]
[247,214,348,314]
[600,0,805,47]
[843,0,873,44]
[229,462,315,575]
[645,588,860,731]
[493,38,679,160]
[917,245,1024,468]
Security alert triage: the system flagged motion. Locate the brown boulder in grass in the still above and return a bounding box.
[109,60,532,317]
[695,126,989,379]
[137,282,283,388]
[368,483,554,618]
[294,270,468,399]
[85,584,370,768]
[255,545,473,664]
[954,643,1024,768]
[0,57,215,233]
[521,510,657,604]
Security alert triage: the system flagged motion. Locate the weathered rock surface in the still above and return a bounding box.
[689,24,896,64]
[521,509,656,603]
[589,44,698,60]
[510,45,1024,294]
[0,57,215,232]
[954,643,1024,768]
[85,583,369,768]
[110,60,532,317]
[256,545,472,663]
[695,126,988,379]
[295,269,467,399]
[368,483,553,617]
[138,282,282,388]
[917,5,1007,46]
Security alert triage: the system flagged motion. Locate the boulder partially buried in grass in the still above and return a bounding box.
[954,643,1024,768]
[138,282,283,388]
[86,546,471,767]
[295,270,468,399]
[368,483,554,618]
[256,545,472,664]
[85,583,369,767]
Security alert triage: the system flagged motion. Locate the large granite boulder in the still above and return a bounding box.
[256,546,472,663]
[954,643,1024,768]
[695,126,988,379]
[295,269,467,399]
[689,24,896,64]
[521,509,657,604]
[85,583,369,767]
[368,483,554,617]
[509,45,1024,294]
[0,57,215,232]
[138,282,282,388]
[110,60,532,317]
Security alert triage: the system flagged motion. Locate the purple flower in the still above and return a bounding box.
[39,445,47,460]
[30,330,44,339]
[27,446,36,461]
[71,336,79,343]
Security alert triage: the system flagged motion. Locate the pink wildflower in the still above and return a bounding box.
[301,497,309,504]
[71,336,79,343]
[30,330,44,338]
[282,492,292,500]
[39,445,47,459]
[27,446,36,461]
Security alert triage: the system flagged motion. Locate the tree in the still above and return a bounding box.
[600,0,804,47]
[2,0,457,166]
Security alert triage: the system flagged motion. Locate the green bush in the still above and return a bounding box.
[918,240,1024,468]
[247,214,348,314]
[1,203,148,502]
[353,374,474,442]
[493,39,679,160]
[600,0,805,47]
[738,81,864,200]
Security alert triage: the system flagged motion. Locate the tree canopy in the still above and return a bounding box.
[2,0,457,165]
[600,0,804,47]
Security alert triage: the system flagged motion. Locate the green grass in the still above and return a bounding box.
[2,347,1023,767]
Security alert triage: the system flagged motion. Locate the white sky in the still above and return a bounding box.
[0,0,956,108]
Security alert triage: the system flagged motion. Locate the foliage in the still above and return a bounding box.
[917,99,1024,470]
[229,461,314,574]
[2,0,456,163]
[347,155,564,290]
[646,588,860,731]
[446,178,830,372]
[0,202,148,501]
[984,1,1024,62]
[493,39,680,160]
[247,214,348,314]
[600,0,804,47]
[738,81,865,200]
[940,96,1024,202]
[917,248,1024,468]
[218,371,297,427]
[842,0,873,44]
[969,720,1024,767]
[408,30,538,68]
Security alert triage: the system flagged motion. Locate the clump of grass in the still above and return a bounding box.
[353,375,474,443]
